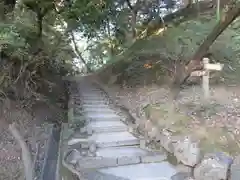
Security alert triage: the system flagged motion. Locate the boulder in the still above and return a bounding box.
[230,155,240,180]
[173,135,201,167]
[144,119,153,132]
[171,164,193,180]
[148,127,159,139]
[156,129,174,153]
[194,152,233,180]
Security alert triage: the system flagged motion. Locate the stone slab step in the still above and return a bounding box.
[82,98,106,101]
[75,98,106,102]
[73,113,120,122]
[82,101,108,105]
[90,131,140,148]
[67,131,139,148]
[64,147,167,170]
[81,95,105,99]
[84,112,121,121]
[87,121,128,133]
[96,146,167,163]
[80,92,103,96]
[82,99,108,104]
[99,162,178,180]
[80,88,101,91]
[82,104,110,108]
[74,107,115,114]
[82,170,129,180]
[84,108,115,114]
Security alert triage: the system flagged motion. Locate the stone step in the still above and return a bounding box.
[80,88,100,91]
[81,95,105,99]
[80,94,104,98]
[73,113,122,123]
[72,116,87,123]
[82,97,106,101]
[90,131,140,148]
[96,146,167,164]
[98,162,178,180]
[82,104,110,108]
[64,147,167,170]
[84,112,121,121]
[74,106,115,114]
[75,97,106,101]
[68,131,140,148]
[87,121,128,133]
[67,131,140,148]
[80,91,103,95]
[84,108,115,114]
[82,100,107,105]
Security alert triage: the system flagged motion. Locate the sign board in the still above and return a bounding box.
[191,70,207,77]
[190,58,224,102]
[205,63,224,71]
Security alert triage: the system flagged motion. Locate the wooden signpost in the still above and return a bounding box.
[190,58,224,101]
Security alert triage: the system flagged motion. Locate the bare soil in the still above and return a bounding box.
[105,83,240,155]
[0,99,65,180]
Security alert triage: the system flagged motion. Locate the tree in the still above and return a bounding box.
[178,0,240,87]
[0,0,16,20]
[70,31,92,72]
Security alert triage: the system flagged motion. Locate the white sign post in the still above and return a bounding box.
[203,58,210,100]
[190,58,224,102]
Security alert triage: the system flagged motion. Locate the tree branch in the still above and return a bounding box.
[144,0,231,34]
[125,0,141,38]
[125,0,133,10]
[70,31,92,73]
[173,0,240,96]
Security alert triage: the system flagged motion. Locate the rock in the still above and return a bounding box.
[144,120,153,132]
[135,117,145,130]
[65,149,81,165]
[173,136,201,167]
[89,142,97,153]
[176,164,193,174]
[80,148,89,156]
[171,172,192,180]
[140,138,147,149]
[156,129,174,153]
[194,152,233,180]
[230,155,240,180]
[148,127,158,139]
[172,164,192,180]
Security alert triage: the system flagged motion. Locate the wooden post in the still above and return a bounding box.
[216,0,221,21]
[190,58,224,103]
[203,58,210,100]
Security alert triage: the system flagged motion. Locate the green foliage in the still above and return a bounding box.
[0,23,26,48]
[97,13,240,85]
[63,0,115,38]
[0,1,77,101]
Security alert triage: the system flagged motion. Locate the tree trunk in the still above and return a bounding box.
[131,10,137,38]
[142,0,230,34]
[192,3,240,61]
[0,0,16,21]
[70,32,92,73]
[173,0,240,97]
[125,0,140,38]
[184,1,240,78]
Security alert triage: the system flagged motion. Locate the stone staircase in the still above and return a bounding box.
[60,80,181,180]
